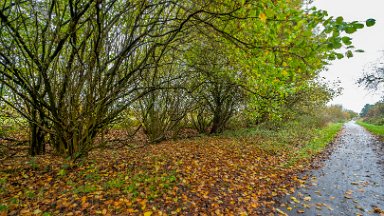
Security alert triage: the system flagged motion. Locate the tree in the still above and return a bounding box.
[137,47,193,142]
[185,38,245,134]
[358,52,384,91]
[0,0,245,157]
[360,104,373,117]
[0,0,374,158]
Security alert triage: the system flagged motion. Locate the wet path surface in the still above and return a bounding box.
[277,121,384,215]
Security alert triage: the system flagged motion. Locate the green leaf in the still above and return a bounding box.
[336,16,343,24]
[336,53,344,59]
[366,18,376,27]
[355,49,365,53]
[332,30,340,37]
[328,54,336,60]
[341,36,352,45]
[345,26,356,34]
[334,42,342,49]
[325,27,333,33]
[353,23,364,29]
[346,50,353,58]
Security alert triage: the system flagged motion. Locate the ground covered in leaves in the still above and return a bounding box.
[0,124,341,215]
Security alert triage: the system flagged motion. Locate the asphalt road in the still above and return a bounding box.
[277,121,384,216]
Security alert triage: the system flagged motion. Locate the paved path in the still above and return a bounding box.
[277,121,384,215]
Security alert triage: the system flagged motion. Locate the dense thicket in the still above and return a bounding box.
[0,0,374,158]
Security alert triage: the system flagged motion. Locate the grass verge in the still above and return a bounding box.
[356,121,384,136]
[285,123,343,167]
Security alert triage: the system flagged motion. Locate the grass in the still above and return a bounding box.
[223,119,344,167]
[285,123,343,166]
[356,121,384,136]
[224,119,343,151]
[300,123,343,155]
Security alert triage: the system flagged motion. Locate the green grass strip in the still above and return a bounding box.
[356,121,384,136]
[285,123,343,167]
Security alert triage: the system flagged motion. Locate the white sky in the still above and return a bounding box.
[313,0,384,113]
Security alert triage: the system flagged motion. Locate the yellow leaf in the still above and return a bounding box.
[140,200,147,210]
[215,209,221,215]
[303,196,311,201]
[275,208,288,216]
[290,196,300,203]
[102,209,107,215]
[239,212,248,216]
[259,13,267,22]
[143,211,153,216]
[33,209,42,215]
[251,203,258,208]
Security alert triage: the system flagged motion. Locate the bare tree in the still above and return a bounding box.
[358,53,384,91]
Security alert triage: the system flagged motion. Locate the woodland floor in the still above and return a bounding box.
[0,124,347,216]
[276,121,384,216]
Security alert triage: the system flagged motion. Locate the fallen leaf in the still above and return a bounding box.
[355,205,365,211]
[143,211,153,216]
[33,209,42,214]
[259,13,267,22]
[275,208,288,216]
[373,207,384,213]
[102,209,107,215]
[290,196,300,204]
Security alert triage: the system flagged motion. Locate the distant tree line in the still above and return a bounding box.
[360,102,384,125]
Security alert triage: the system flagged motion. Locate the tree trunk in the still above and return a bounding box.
[210,113,224,134]
[29,109,46,156]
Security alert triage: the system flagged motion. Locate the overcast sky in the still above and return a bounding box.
[312,0,384,113]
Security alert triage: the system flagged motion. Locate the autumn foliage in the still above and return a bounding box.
[0,113,348,215]
[0,0,373,214]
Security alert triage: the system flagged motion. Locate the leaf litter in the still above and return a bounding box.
[0,136,311,215]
